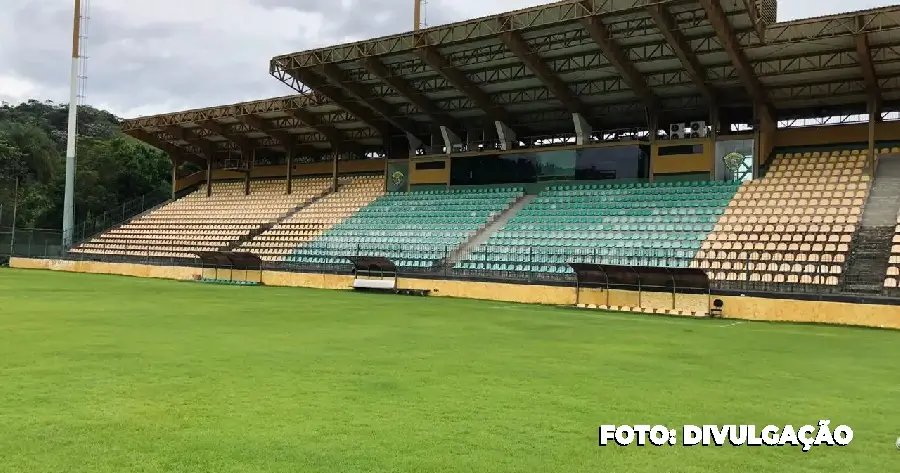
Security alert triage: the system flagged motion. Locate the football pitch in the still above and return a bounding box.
[1,268,898,472]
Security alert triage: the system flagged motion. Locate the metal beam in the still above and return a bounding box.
[287,67,391,135]
[415,45,513,124]
[579,8,659,113]
[127,129,205,166]
[317,63,422,140]
[360,56,460,131]
[698,0,774,122]
[646,3,716,107]
[196,121,254,150]
[499,29,589,115]
[285,107,346,146]
[163,126,218,159]
[854,19,882,115]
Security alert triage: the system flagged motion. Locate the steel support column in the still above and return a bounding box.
[244,148,254,195]
[286,145,294,195]
[206,157,213,197]
[648,112,658,184]
[868,99,878,175]
[855,22,882,118]
[332,151,339,192]
[171,156,178,199]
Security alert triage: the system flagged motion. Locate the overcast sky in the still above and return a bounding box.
[0,0,895,118]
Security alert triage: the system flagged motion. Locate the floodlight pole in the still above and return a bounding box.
[62,0,82,249]
[10,176,19,255]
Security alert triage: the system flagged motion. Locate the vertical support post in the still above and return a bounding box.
[332,151,339,192]
[171,157,177,199]
[205,156,213,197]
[709,107,719,181]
[573,113,592,146]
[243,147,252,196]
[868,98,877,176]
[285,145,294,195]
[648,112,658,184]
[756,104,776,179]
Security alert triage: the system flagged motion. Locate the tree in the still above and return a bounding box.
[0,101,171,232]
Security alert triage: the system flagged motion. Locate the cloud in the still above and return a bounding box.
[0,0,895,118]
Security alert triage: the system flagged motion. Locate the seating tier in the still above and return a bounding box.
[695,150,869,286]
[456,181,738,274]
[71,178,331,259]
[240,176,383,261]
[285,187,523,268]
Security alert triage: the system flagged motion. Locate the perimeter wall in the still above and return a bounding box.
[11,258,900,330]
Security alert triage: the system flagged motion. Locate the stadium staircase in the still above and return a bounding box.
[447,194,535,264]
[224,186,332,251]
[842,154,900,294]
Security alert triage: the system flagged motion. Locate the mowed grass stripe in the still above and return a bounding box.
[0,269,897,473]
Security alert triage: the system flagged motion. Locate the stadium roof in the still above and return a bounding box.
[121,0,900,164]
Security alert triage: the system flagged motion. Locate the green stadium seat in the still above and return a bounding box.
[455,181,739,274]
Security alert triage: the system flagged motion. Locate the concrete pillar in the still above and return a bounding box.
[441,126,461,155]
[495,121,516,151]
[407,133,423,158]
[573,113,592,146]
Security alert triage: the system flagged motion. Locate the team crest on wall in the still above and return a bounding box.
[391,170,406,187]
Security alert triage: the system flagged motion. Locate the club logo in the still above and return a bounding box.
[723,152,745,173]
[391,170,405,187]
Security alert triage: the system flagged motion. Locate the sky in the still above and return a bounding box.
[0,0,896,119]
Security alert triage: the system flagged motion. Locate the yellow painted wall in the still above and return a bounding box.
[409,159,450,185]
[174,161,386,192]
[651,138,713,175]
[12,258,900,329]
[774,121,900,148]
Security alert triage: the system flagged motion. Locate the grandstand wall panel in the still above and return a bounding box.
[12,257,900,329]
[651,138,713,175]
[409,158,450,185]
[774,122,900,148]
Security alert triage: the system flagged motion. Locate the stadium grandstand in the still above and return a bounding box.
[58,0,900,303]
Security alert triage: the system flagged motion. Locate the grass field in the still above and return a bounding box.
[1,268,898,472]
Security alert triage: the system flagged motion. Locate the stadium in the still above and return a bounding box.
[3,0,900,471]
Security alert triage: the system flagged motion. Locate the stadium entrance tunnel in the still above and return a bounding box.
[569,263,710,316]
[348,256,430,296]
[194,252,263,286]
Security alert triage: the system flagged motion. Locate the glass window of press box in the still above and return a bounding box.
[449,145,649,186]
